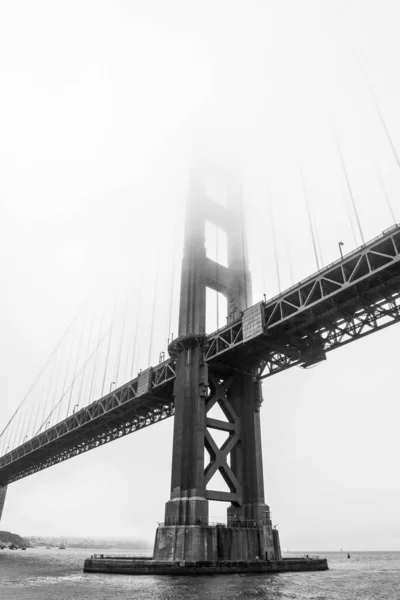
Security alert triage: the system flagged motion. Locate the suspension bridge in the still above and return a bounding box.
[1,146,400,566]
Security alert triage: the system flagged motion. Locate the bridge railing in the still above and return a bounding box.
[0,359,177,484]
[204,222,400,364]
[265,222,400,306]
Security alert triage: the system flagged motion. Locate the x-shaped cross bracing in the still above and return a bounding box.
[204,373,242,505]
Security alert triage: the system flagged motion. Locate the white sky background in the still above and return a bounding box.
[1,0,400,550]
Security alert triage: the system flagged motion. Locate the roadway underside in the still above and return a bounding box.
[208,259,400,378]
[0,379,174,486]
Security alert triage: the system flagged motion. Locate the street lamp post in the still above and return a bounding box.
[338,241,344,260]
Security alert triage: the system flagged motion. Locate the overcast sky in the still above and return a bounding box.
[1,0,400,551]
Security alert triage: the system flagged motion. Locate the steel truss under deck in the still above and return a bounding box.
[1,224,400,485]
[0,361,176,484]
[205,224,400,377]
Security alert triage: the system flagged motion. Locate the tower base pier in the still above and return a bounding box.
[153,524,272,562]
[83,519,328,575]
[83,554,329,576]
[84,520,328,575]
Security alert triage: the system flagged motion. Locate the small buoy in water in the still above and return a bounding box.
[347,553,350,559]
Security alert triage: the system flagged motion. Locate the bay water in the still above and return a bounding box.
[1,548,399,599]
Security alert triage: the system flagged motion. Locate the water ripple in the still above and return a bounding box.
[0,549,399,599]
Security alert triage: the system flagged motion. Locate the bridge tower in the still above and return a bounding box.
[153,164,280,562]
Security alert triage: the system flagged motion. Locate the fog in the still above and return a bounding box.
[1,0,400,550]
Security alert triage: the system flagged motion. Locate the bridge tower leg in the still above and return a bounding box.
[0,485,7,521]
[153,165,279,562]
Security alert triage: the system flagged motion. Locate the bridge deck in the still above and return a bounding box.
[1,224,400,484]
[0,362,175,485]
[205,223,400,377]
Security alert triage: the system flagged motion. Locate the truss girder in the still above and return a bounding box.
[2,225,400,485]
[258,285,400,379]
[0,361,176,486]
[205,224,400,364]
[263,226,400,330]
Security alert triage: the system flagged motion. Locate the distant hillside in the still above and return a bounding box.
[0,531,29,547]
[26,535,153,549]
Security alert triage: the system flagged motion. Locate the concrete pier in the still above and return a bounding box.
[153,524,273,562]
[83,555,328,576]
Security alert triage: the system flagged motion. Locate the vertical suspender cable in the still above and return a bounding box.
[36,366,56,437]
[0,307,83,442]
[267,188,281,292]
[30,382,44,443]
[66,316,86,418]
[371,94,400,170]
[315,216,324,268]
[148,260,158,366]
[284,229,295,286]
[47,340,68,429]
[300,170,320,270]
[284,201,295,285]
[216,224,219,329]
[77,315,95,408]
[10,406,23,450]
[260,240,267,297]
[114,299,128,385]
[17,389,32,446]
[130,278,142,379]
[239,195,249,309]
[344,197,358,247]
[359,57,400,173]
[334,138,365,244]
[57,333,76,421]
[281,182,295,285]
[375,164,396,223]
[101,302,116,397]
[35,326,110,432]
[167,239,176,350]
[88,316,104,402]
